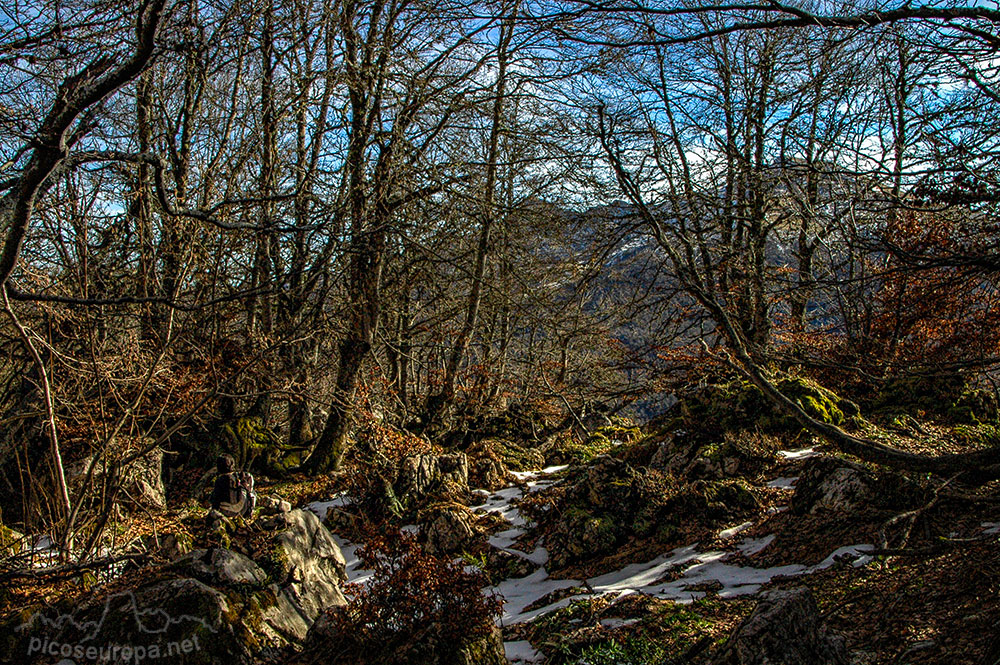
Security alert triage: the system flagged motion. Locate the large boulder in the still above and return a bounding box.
[256,509,347,620]
[712,588,850,665]
[420,503,478,555]
[67,444,167,511]
[791,457,927,516]
[396,453,469,504]
[538,457,761,570]
[791,457,876,515]
[4,510,347,665]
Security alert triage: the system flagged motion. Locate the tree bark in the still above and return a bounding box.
[426,7,515,427]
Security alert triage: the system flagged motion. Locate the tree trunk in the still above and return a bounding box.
[426,8,514,426]
[307,336,371,472]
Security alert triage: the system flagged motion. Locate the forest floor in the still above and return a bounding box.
[3,398,1000,665]
[303,432,1000,665]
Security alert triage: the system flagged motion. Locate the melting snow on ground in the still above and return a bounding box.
[778,447,819,460]
[307,454,873,662]
[767,476,798,489]
[505,640,544,664]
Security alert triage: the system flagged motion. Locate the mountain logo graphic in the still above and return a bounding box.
[17,589,221,641]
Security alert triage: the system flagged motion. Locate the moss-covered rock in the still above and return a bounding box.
[0,522,24,557]
[649,430,779,481]
[546,418,642,465]
[535,457,764,571]
[949,386,999,425]
[465,438,544,490]
[222,416,302,474]
[678,376,854,435]
[874,373,998,425]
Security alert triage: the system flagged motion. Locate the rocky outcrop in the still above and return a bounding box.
[537,456,762,570]
[396,453,469,504]
[470,457,508,491]
[791,457,875,515]
[791,456,927,516]
[257,509,347,620]
[4,509,347,665]
[420,503,478,555]
[466,438,544,489]
[712,588,850,665]
[68,444,167,511]
[650,433,777,481]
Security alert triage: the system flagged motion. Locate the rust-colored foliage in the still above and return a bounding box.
[325,531,502,664]
[777,209,1000,398]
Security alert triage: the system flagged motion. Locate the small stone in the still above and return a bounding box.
[258,493,292,514]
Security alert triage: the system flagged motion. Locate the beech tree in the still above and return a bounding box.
[567,1,1000,479]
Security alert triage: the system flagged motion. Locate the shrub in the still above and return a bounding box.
[323,532,502,665]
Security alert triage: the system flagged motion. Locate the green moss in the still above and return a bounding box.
[222,416,303,474]
[699,479,759,515]
[874,373,998,425]
[557,432,616,464]
[697,442,725,461]
[582,515,618,550]
[798,395,844,425]
[954,423,1000,448]
[532,597,721,665]
[0,523,24,556]
[949,387,999,425]
[679,375,853,435]
[259,543,291,583]
[488,439,545,471]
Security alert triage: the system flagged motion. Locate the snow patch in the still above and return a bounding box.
[504,639,544,663]
[778,448,818,460]
[331,534,374,587]
[718,521,753,539]
[306,493,352,519]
